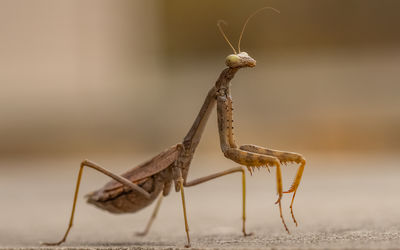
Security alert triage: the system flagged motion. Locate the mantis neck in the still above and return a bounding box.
[182,67,239,155]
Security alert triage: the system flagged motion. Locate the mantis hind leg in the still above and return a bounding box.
[136,179,172,236]
[41,160,150,246]
[240,144,306,226]
[136,194,163,236]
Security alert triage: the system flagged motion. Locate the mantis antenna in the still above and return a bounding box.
[237,6,280,53]
[217,20,237,54]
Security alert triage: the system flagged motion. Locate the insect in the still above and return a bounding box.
[42,7,306,248]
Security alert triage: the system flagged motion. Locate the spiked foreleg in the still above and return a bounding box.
[240,144,306,226]
[223,148,289,233]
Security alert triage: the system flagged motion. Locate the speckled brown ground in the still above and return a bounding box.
[1,153,399,249]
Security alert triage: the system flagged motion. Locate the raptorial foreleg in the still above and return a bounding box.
[240,144,306,226]
[223,148,289,233]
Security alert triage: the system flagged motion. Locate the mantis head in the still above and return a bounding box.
[217,7,279,69]
[225,52,256,68]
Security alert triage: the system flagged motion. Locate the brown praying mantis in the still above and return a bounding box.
[42,7,306,248]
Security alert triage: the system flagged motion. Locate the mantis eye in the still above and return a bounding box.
[225,54,241,67]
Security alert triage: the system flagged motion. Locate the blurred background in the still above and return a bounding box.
[1,1,400,248]
[1,0,399,157]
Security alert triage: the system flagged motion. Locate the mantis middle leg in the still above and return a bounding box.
[42,160,150,246]
[239,144,306,226]
[177,169,191,248]
[184,166,252,236]
[136,179,174,236]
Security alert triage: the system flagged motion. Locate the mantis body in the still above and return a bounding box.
[43,7,306,248]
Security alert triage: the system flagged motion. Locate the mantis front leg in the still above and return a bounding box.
[223,148,289,233]
[216,93,290,233]
[239,145,306,226]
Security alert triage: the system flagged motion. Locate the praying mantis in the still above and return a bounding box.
[42,7,306,248]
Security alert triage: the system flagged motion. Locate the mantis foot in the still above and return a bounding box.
[243,231,254,237]
[135,231,147,237]
[283,189,299,227]
[40,240,64,246]
[275,196,290,234]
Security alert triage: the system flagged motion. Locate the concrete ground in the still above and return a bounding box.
[0,153,399,249]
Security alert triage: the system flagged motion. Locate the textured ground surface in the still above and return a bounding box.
[1,153,399,249]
